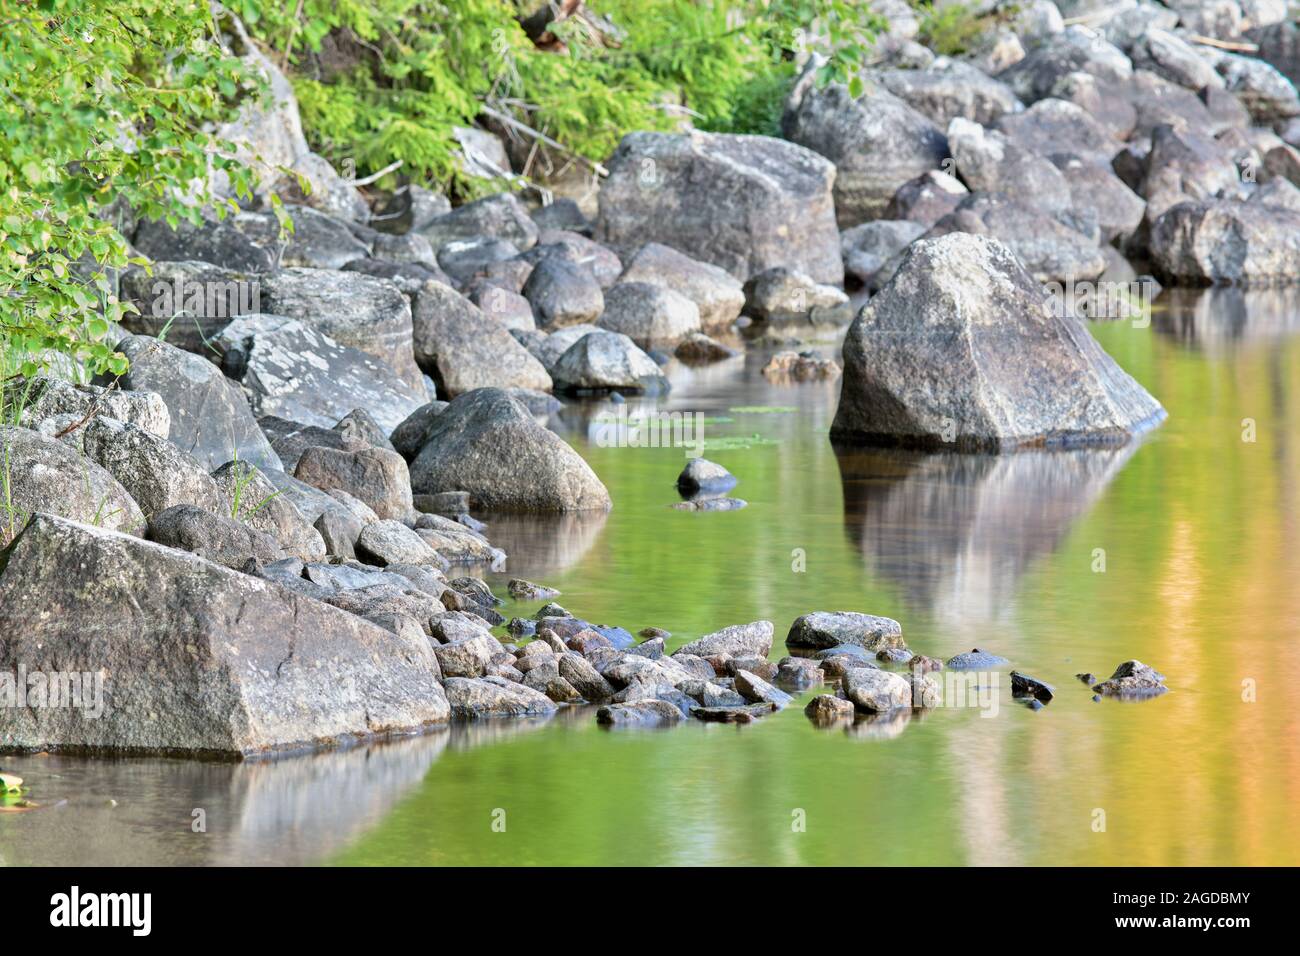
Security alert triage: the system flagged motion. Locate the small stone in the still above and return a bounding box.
[676,458,737,495]
[596,700,684,728]
[946,648,1010,670]
[508,579,560,601]
[1092,660,1168,698]
[734,669,794,708]
[1010,671,1055,702]
[805,694,856,723]
[842,667,912,713]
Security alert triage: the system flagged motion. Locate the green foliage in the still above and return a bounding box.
[911,1,1013,57]
[236,0,881,191]
[0,0,260,378]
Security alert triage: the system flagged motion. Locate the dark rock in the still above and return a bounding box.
[508,578,560,600]
[1092,660,1168,697]
[420,192,538,253]
[81,417,223,520]
[674,332,739,364]
[596,700,684,727]
[147,503,281,570]
[1010,671,1055,702]
[118,260,262,351]
[390,402,449,461]
[842,219,928,285]
[409,388,611,511]
[804,694,856,723]
[690,703,776,723]
[531,198,590,234]
[522,256,605,329]
[676,458,736,495]
[884,171,969,227]
[343,257,451,294]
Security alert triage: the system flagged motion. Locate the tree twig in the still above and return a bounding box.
[478,104,609,177]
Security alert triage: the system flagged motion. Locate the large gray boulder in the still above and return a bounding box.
[0,513,449,756]
[147,503,282,570]
[409,388,611,512]
[875,59,1023,126]
[830,234,1166,451]
[1150,198,1300,284]
[111,335,281,473]
[785,611,905,651]
[294,443,413,521]
[409,280,552,397]
[81,417,224,519]
[214,315,428,433]
[256,268,423,391]
[616,243,745,332]
[0,426,144,537]
[596,130,843,284]
[782,67,948,227]
[597,282,701,349]
[419,192,538,252]
[946,118,1071,218]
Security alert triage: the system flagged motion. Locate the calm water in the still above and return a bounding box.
[4,287,1300,866]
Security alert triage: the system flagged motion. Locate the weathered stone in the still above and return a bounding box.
[508,579,560,600]
[444,676,558,719]
[111,335,280,473]
[146,503,281,570]
[355,519,442,566]
[1092,659,1168,697]
[1150,198,1300,284]
[884,171,969,227]
[17,377,169,441]
[81,417,223,519]
[782,64,949,228]
[734,669,794,708]
[776,656,825,689]
[409,388,610,512]
[842,667,913,713]
[132,213,277,273]
[675,621,773,659]
[805,693,856,723]
[558,652,616,702]
[118,260,262,351]
[1131,28,1223,92]
[344,257,450,294]
[616,243,745,333]
[742,268,850,323]
[947,117,1072,218]
[256,268,423,391]
[676,458,736,495]
[1217,49,1300,122]
[946,648,1011,670]
[876,58,1023,126]
[596,700,684,727]
[832,234,1165,450]
[0,514,448,755]
[522,256,605,329]
[214,315,427,433]
[786,611,904,651]
[597,282,701,349]
[389,402,449,461]
[0,426,144,538]
[690,702,776,722]
[997,27,1133,104]
[550,331,669,395]
[529,230,623,288]
[841,219,928,285]
[433,634,500,678]
[597,130,843,283]
[1050,153,1146,245]
[419,192,538,252]
[410,279,552,397]
[761,350,841,382]
[294,444,412,520]
[210,459,325,561]
[995,97,1123,168]
[468,283,535,331]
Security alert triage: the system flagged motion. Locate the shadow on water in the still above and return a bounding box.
[835,443,1137,623]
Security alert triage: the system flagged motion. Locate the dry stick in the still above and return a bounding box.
[1186,34,1259,53]
[53,340,161,440]
[479,104,610,178]
[345,159,404,187]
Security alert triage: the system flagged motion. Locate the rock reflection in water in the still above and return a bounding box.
[1154,287,1300,355]
[477,510,608,577]
[836,444,1135,625]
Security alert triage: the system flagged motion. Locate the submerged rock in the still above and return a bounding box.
[786,611,904,651]
[1092,660,1168,697]
[805,693,856,723]
[0,513,449,755]
[946,648,1011,670]
[671,497,748,511]
[597,700,685,727]
[762,350,841,382]
[676,458,737,495]
[508,579,560,601]
[830,234,1166,451]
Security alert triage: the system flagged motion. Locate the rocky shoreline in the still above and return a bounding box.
[4,0,1275,757]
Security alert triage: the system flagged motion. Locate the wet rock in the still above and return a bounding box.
[147,503,281,570]
[841,219,928,285]
[355,519,442,566]
[81,417,223,520]
[0,513,449,754]
[214,315,427,433]
[671,496,748,512]
[691,703,776,722]
[909,654,945,674]
[1075,672,1097,685]
[786,611,905,651]
[946,648,1011,670]
[551,330,669,395]
[831,234,1164,450]
[112,335,281,473]
[522,256,605,329]
[1010,671,1055,702]
[805,693,857,723]
[782,63,949,227]
[0,425,145,537]
[675,621,773,659]
[1150,199,1300,284]
[676,458,736,495]
[775,657,824,689]
[445,676,558,719]
[254,269,421,392]
[409,388,611,511]
[762,350,841,382]
[1092,660,1168,697]
[597,282,701,349]
[597,130,842,284]
[508,579,560,600]
[616,243,745,333]
[742,268,850,324]
[420,192,538,253]
[733,671,790,712]
[842,667,913,713]
[536,602,570,619]
[674,332,739,364]
[558,652,616,702]
[596,700,684,727]
[294,444,413,520]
